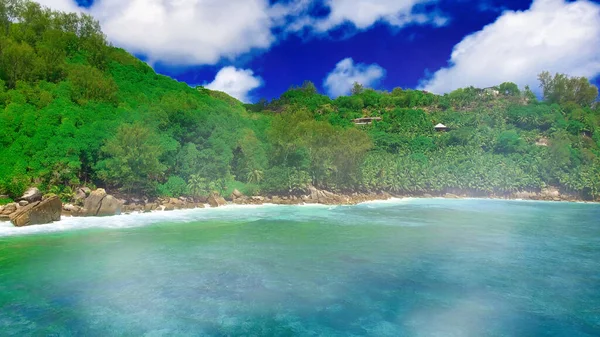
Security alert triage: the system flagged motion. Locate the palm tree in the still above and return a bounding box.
[208,178,227,197]
[247,169,264,184]
[187,174,207,199]
[59,186,75,202]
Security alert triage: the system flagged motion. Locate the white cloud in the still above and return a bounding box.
[204,67,263,103]
[309,0,447,32]
[96,0,275,66]
[323,58,386,97]
[34,0,446,66]
[34,0,276,66]
[420,0,600,94]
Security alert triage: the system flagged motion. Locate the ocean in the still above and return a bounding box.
[1,198,599,336]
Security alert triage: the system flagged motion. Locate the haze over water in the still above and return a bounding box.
[1,199,599,336]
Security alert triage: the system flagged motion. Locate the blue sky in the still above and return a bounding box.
[42,0,600,102]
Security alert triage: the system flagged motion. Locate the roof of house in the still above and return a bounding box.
[352,117,382,125]
[352,117,382,121]
[434,123,447,128]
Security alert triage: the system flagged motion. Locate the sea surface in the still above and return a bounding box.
[0,198,599,336]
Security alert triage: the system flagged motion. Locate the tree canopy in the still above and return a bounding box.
[0,0,599,201]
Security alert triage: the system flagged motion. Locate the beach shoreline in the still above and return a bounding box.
[77,192,600,217]
[1,187,597,229]
[2,196,598,238]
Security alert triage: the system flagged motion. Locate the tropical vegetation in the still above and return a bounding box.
[1,0,599,202]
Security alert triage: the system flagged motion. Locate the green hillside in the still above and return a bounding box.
[1,0,599,202]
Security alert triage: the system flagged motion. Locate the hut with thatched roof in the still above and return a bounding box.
[434,123,448,132]
[352,117,382,125]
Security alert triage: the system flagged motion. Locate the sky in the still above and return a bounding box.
[35,0,600,103]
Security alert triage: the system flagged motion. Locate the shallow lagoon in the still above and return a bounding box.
[1,199,599,336]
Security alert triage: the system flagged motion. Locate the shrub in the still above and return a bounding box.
[495,130,526,154]
[223,180,261,197]
[157,176,188,197]
[0,198,14,205]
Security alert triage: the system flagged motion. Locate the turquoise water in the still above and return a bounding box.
[0,199,599,336]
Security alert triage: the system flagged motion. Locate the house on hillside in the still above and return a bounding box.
[535,137,549,146]
[481,87,500,96]
[434,123,448,132]
[352,117,382,125]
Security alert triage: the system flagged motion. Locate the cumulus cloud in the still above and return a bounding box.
[97,0,275,65]
[323,58,386,97]
[204,67,263,103]
[34,0,276,66]
[34,0,446,66]
[420,0,600,94]
[313,0,447,32]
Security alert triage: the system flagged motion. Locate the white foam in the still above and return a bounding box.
[3,197,590,237]
[0,201,354,237]
[357,197,415,205]
[295,202,331,207]
[0,204,265,238]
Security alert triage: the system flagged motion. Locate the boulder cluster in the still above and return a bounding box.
[122,197,205,213]
[108,194,226,214]
[230,186,392,206]
[61,188,123,217]
[0,188,62,227]
[1,187,126,227]
[511,187,577,202]
[435,187,578,202]
[0,183,584,228]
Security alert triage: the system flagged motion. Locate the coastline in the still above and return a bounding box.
[66,191,600,218]
[1,187,597,229]
[2,196,598,238]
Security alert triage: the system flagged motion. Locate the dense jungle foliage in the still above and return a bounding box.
[1,0,599,202]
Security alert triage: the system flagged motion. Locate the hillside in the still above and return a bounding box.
[242,79,600,200]
[0,0,599,204]
[0,0,258,200]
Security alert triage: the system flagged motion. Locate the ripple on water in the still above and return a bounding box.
[0,199,599,336]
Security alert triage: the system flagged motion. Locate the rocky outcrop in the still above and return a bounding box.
[73,187,91,204]
[0,203,16,221]
[97,195,122,216]
[1,203,17,215]
[156,198,183,211]
[144,203,156,212]
[232,189,243,198]
[307,186,322,203]
[229,187,393,206]
[118,197,205,214]
[229,189,244,200]
[509,187,578,202]
[169,198,185,209]
[208,195,227,207]
[513,191,538,200]
[19,187,42,203]
[83,189,122,216]
[541,187,560,199]
[10,196,62,227]
[63,203,84,216]
[306,186,349,204]
[74,189,86,202]
[84,188,107,214]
